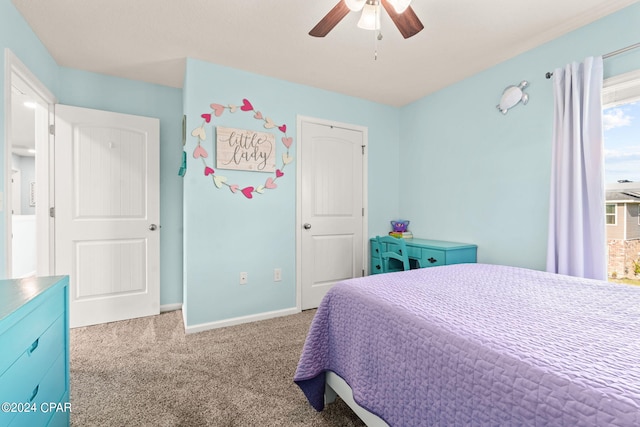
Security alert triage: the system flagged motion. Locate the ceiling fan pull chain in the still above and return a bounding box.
[373,27,377,60]
[374,33,378,61]
[374,4,381,60]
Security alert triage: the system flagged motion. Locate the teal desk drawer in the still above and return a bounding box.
[420,248,445,267]
[0,314,65,402]
[7,352,66,427]
[444,246,477,265]
[0,288,64,376]
[406,245,422,259]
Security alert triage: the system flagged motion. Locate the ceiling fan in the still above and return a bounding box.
[310,0,424,39]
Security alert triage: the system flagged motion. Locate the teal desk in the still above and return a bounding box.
[370,237,477,274]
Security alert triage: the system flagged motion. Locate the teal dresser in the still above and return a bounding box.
[0,276,70,427]
[370,237,477,274]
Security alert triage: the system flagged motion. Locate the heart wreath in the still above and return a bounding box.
[190,98,293,199]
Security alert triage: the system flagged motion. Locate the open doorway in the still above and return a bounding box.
[5,49,56,278]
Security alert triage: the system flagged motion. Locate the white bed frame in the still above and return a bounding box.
[324,371,389,427]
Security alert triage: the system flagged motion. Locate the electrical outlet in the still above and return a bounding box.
[240,272,248,285]
[274,268,282,282]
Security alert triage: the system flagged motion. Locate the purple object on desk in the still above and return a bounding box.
[390,220,409,232]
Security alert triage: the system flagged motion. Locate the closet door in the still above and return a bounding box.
[299,119,365,309]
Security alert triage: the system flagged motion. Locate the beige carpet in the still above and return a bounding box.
[70,309,365,426]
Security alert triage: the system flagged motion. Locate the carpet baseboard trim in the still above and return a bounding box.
[160,303,183,313]
[184,307,300,334]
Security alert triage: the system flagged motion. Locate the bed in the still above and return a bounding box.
[294,263,640,426]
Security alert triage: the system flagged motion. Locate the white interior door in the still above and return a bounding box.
[299,119,366,310]
[54,104,160,328]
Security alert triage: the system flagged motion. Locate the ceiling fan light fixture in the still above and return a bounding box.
[357,3,381,31]
[309,0,423,39]
[387,0,412,14]
[344,0,365,12]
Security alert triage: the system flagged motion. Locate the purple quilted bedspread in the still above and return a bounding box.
[294,263,640,426]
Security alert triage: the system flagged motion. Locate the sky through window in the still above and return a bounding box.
[604,101,640,184]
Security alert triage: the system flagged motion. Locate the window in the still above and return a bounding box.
[606,204,617,225]
[602,69,640,184]
[603,69,640,284]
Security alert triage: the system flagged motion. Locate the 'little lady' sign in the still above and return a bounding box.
[216,126,276,172]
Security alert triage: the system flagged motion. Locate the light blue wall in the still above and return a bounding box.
[398,3,640,270]
[182,58,400,327]
[57,68,184,305]
[0,0,59,277]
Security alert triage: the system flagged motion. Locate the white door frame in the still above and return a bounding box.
[295,115,369,311]
[4,49,56,277]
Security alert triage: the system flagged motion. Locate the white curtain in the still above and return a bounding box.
[546,56,607,280]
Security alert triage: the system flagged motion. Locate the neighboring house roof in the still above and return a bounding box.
[606,189,640,203]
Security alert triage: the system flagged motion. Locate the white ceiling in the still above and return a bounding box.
[10,0,639,108]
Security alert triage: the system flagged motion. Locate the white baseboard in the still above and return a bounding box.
[160,303,183,313]
[184,307,300,334]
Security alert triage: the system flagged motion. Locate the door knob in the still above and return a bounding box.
[149,224,158,231]
[303,223,312,230]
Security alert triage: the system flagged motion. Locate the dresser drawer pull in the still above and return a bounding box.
[28,338,40,355]
[375,265,381,270]
[427,257,438,263]
[29,385,40,402]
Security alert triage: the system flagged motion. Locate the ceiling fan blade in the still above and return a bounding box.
[309,1,351,37]
[380,0,424,39]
